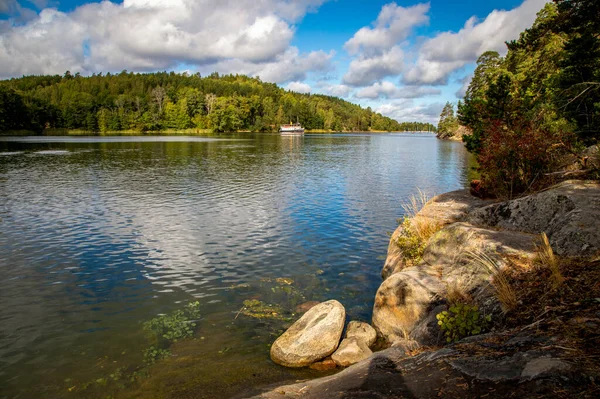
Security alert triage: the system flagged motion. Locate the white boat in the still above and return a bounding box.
[279,123,305,134]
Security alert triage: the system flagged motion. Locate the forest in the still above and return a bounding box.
[440,0,599,198]
[0,72,435,134]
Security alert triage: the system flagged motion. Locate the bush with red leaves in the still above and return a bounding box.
[477,119,571,198]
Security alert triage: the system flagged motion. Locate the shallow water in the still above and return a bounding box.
[0,133,474,398]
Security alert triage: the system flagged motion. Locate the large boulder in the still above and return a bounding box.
[382,190,492,280]
[345,321,377,348]
[270,300,345,368]
[331,337,373,367]
[372,268,444,344]
[422,222,537,293]
[468,180,600,257]
[376,222,538,346]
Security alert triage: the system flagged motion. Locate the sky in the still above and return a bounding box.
[0,0,550,124]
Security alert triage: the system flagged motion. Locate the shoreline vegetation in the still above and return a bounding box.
[0,72,436,136]
[0,128,437,137]
[434,1,599,199]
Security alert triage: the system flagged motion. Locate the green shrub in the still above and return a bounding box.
[436,303,491,343]
[395,217,426,266]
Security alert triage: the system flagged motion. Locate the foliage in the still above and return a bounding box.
[553,0,600,144]
[436,303,491,343]
[143,301,200,343]
[437,102,459,138]
[476,118,569,198]
[0,72,435,133]
[395,217,427,267]
[395,190,442,266]
[456,1,599,197]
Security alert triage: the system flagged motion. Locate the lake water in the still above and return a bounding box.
[0,133,474,398]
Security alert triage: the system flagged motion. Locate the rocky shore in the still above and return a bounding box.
[250,180,600,398]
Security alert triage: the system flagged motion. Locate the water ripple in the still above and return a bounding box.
[0,133,473,397]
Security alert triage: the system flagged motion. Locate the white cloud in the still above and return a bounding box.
[344,2,429,56]
[315,82,352,98]
[342,2,429,87]
[376,100,444,124]
[286,81,311,94]
[204,47,334,84]
[342,45,404,86]
[404,0,548,85]
[0,0,331,81]
[355,81,441,99]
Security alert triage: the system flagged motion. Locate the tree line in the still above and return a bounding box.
[0,71,435,134]
[441,0,599,198]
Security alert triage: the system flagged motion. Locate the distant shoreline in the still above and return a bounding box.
[0,129,437,136]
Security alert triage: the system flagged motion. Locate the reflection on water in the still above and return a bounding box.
[0,133,474,398]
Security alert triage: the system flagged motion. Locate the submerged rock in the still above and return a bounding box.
[331,337,372,367]
[295,301,320,314]
[270,300,345,367]
[345,321,377,348]
[240,299,289,321]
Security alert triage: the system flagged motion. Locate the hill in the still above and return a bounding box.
[0,72,435,134]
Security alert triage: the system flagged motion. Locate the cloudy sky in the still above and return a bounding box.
[0,0,548,123]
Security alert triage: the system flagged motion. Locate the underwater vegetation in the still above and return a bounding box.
[143,301,201,344]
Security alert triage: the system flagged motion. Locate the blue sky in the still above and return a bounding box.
[0,0,548,123]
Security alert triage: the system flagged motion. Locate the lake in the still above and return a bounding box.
[0,133,474,398]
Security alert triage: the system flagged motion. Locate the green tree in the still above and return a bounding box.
[437,102,459,138]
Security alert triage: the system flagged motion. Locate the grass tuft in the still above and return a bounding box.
[444,278,473,305]
[534,232,564,290]
[395,189,442,266]
[467,250,517,314]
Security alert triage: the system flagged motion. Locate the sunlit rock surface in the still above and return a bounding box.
[270,300,345,368]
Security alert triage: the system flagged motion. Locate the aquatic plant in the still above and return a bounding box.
[240,299,291,321]
[143,301,200,343]
[143,346,172,365]
[436,303,491,343]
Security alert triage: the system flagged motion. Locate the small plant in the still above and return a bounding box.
[143,346,172,365]
[143,301,200,343]
[395,217,427,266]
[436,303,491,343]
[395,189,442,266]
[535,232,563,290]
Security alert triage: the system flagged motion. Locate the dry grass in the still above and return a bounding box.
[467,250,517,314]
[445,278,473,305]
[534,232,564,290]
[395,189,443,266]
[401,188,442,243]
[401,188,430,218]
